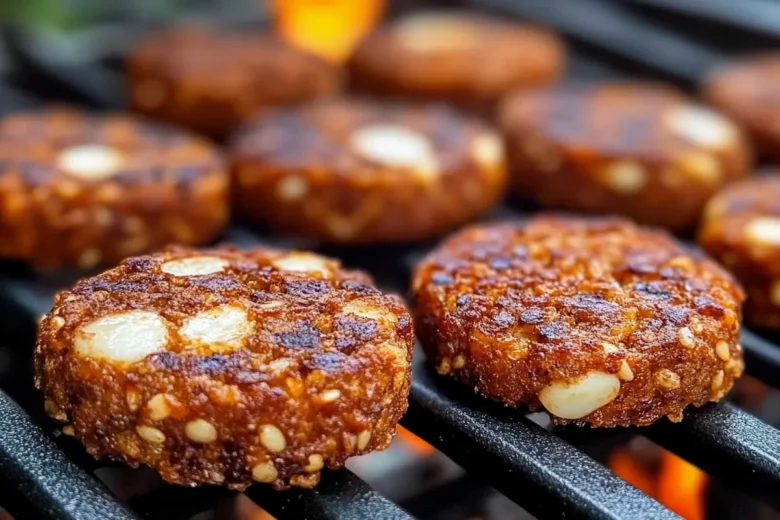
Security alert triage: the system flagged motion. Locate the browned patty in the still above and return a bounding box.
[348,12,564,106]
[127,26,342,138]
[412,215,744,427]
[702,54,780,163]
[499,83,752,231]
[35,247,413,489]
[229,98,507,244]
[699,175,780,328]
[0,108,228,268]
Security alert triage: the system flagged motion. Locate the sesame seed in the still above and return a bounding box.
[712,370,725,391]
[437,358,451,375]
[654,369,681,390]
[318,389,341,403]
[62,425,74,436]
[618,360,634,382]
[259,424,286,453]
[357,430,372,451]
[136,425,166,444]
[305,454,324,473]
[715,341,731,361]
[146,394,171,421]
[453,355,466,369]
[678,327,695,348]
[185,419,218,443]
[252,462,278,483]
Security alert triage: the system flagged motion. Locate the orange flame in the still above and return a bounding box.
[271,0,386,62]
[397,425,435,455]
[609,446,707,520]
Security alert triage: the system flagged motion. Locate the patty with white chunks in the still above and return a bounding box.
[36,247,413,489]
[412,216,744,427]
[230,98,507,244]
[128,26,342,138]
[702,54,780,163]
[0,108,228,268]
[499,83,752,231]
[349,11,564,106]
[699,176,780,329]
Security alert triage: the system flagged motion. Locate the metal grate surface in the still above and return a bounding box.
[2,1,780,519]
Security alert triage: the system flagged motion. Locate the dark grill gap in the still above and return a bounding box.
[2,1,780,519]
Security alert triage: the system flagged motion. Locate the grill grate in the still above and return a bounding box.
[3,1,780,519]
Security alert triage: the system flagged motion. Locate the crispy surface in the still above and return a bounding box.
[499,83,752,231]
[702,54,780,162]
[229,98,507,243]
[349,13,564,106]
[412,215,744,427]
[0,108,228,268]
[127,26,342,138]
[35,247,413,489]
[699,176,780,328]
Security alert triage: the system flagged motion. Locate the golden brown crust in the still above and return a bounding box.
[348,13,564,106]
[0,108,228,268]
[702,54,780,163]
[499,83,752,231]
[229,98,507,243]
[35,246,413,489]
[127,26,342,138]
[412,215,744,427]
[699,175,780,328]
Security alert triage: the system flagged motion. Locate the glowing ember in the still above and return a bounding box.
[609,445,707,520]
[272,0,386,62]
[397,425,435,455]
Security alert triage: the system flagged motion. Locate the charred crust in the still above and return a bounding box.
[0,108,228,268]
[498,83,752,231]
[699,176,780,328]
[412,215,745,427]
[127,26,342,138]
[348,14,564,106]
[229,98,508,243]
[35,246,413,489]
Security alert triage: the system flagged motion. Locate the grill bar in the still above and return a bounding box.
[245,469,414,520]
[0,391,139,520]
[740,330,780,389]
[402,360,679,520]
[476,0,722,86]
[645,401,780,511]
[622,0,780,39]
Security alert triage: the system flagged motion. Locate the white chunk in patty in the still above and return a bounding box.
[58,145,125,180]
[395,13,477,52]
[272,253,332,277]
[471,132,505,169]
[74,310,168,363]
[744,217,780,247]
[597,161,648,194]
[180,304,253,351]
[350,125,439,175]
[538,371,621,420]
[665,105,736,149]
[161,256,229,277]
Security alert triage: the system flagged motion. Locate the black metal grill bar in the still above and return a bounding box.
[740,330,780,389]
[245,469,414,520]
[2,29,124,110]
[475,0,723,86]
[128,486,231,520]
[622,0,780,39]
[645,401,780,511]
[401,360,679,520]
[0,391,139,520]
